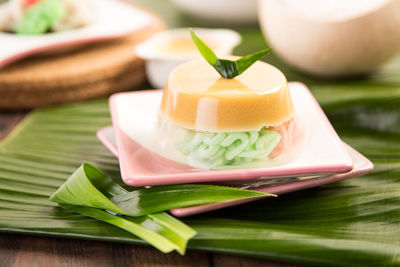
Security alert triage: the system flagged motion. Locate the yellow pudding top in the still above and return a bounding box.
[160,58,294,132]
[156,37,219,54]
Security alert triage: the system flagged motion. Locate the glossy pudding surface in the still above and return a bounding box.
[160,58,294,132]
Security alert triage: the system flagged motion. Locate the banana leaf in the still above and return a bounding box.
[1,67,400,266]
[1,2,400,264]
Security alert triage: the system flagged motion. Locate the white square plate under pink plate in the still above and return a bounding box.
[107,82,354,187]
[0,0,159,68]
[97,126,373,216]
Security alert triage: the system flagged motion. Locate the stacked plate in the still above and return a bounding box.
[97,82,373,216]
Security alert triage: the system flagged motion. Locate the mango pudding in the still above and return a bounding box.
[153,29,297,169]
[161,58,293,132]
[158,58,295,169]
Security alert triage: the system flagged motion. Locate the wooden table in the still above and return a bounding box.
[0,113,296,267]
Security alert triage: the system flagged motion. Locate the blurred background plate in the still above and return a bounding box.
[0,3,166,110]
[0,0,161,68]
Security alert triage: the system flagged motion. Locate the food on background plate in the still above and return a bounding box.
[156,29,296,169]
[0,0,94,34]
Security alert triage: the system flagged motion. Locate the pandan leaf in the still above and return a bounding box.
[236,48,273,75]
[110,185,274,216]
[213,59,238,79]
[49,163,196,254]
[190,29,272,79]
[59,204,191,254]
[190,29,218,65]
[49,162,273,253]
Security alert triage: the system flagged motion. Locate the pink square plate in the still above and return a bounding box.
[97,126,373,216]
[107,82,354,187]
[0,0,160,68]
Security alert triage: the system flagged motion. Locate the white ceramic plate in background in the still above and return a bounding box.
[0,0,158,68]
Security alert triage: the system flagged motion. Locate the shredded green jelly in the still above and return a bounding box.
[178,129,281,167]
[16,0,66,35]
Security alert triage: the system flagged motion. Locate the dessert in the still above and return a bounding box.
[0,0,94,34]
[157,30,295,169]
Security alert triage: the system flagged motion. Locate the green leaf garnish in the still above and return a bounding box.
[49,163,275,254]
[190,29,272,79]
[190,29,218,66]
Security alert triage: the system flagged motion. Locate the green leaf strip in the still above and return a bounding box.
[214,59,239,79]
[190,29,272,79]
[236,48,273,75]
[49,163,274,254]
[190,28,218,65]
[110,184,274,216]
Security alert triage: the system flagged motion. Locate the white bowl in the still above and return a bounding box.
[134,28,241,88]
[258,0,400,77]
[171,0,258,25]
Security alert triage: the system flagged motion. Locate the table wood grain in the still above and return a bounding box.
[0,113,297,267]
